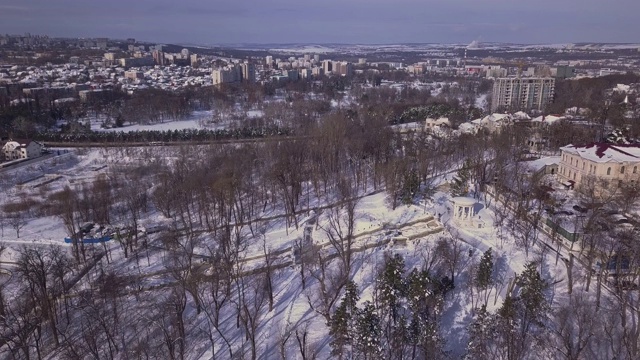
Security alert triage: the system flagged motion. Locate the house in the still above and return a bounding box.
[558,143,640,191]
[425,117,451,129]
[470,113,512,133]
[1,139,44,161]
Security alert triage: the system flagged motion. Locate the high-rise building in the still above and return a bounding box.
[152,50,165,66]
[491,77,555,112]
[285,70,299,81]
[322,60,332,73]
[190,54,199,67]
[181,48,190,58]
[314,54,320,62]
[333,62,354,76]
[212,65,245,85]
[301,68,313,79]
[240,62,256,83]
[266,56,273,66]
[96,38,108,50]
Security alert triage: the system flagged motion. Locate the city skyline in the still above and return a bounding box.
[1,0,639,46]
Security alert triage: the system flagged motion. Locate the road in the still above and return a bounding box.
[0,153,56,174]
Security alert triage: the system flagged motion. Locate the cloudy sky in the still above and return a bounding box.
[1,0,638,45]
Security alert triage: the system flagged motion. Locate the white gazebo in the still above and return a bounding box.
[451,196,477,226]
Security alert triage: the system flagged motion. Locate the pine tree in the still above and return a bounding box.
[517,261,549,329]
[450,159,472,197]
[377,253,406,324]
[476,248,494,306]
[406,268,433,313]
[330,302,351,359]
[329,281,360,359]
[496,295,519,360]
[465,304,495,360]
[401,168,421,204]
[354,302,383,359]
[476,248,493,290]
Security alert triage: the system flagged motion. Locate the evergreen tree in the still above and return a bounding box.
[476,248,493,290]
[354,302,383,359]
[465,304,495,360]
[517,261,549,331]
[330,302,352,359]
[377,253,406,324]
[476,248,494,306]
[330,281,360,359]
[406,268,433,313]
[496,295,520,360]
[401,168,421,204]
[450,159,472,197]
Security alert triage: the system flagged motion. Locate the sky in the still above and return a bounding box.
[1,0,639,45]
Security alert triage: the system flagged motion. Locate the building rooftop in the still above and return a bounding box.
[561,143,640,163]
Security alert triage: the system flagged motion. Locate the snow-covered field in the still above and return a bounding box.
[87,109,266,133]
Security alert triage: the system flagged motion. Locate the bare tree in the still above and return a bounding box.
[3,199,31,238]
[320,178,359,276]
[548,292,598,360]
[237,273,268,360]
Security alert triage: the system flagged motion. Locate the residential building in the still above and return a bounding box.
[491,77,555,112]
[240,62,256,83]
[333,62,354,76]
[300,68,313,79]
[558,143,640,190]
[2,139,43,161]
[284,70,299,81]
[322,60,332,73]
[212,66,242,85]
[125,70,144,80]
[119,57,154,68]
[152,50,165,66]
[555,65,576,79]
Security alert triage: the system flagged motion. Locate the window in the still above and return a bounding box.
[607,167,611,175]
[634,166,637,174]
[573,173,576,180]
[582,162,585,170]
[621,166,625,174]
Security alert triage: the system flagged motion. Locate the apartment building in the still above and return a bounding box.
[491,77,555,112]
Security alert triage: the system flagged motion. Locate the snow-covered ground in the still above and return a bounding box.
[0,147,586,359]
[87,109,266,133]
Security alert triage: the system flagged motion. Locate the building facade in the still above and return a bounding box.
[240,63,256,83]
[558,143,640,190]
[2,140,43,161]
[491,77,555,112]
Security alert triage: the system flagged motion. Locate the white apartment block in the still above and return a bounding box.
[491,77,555,112]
